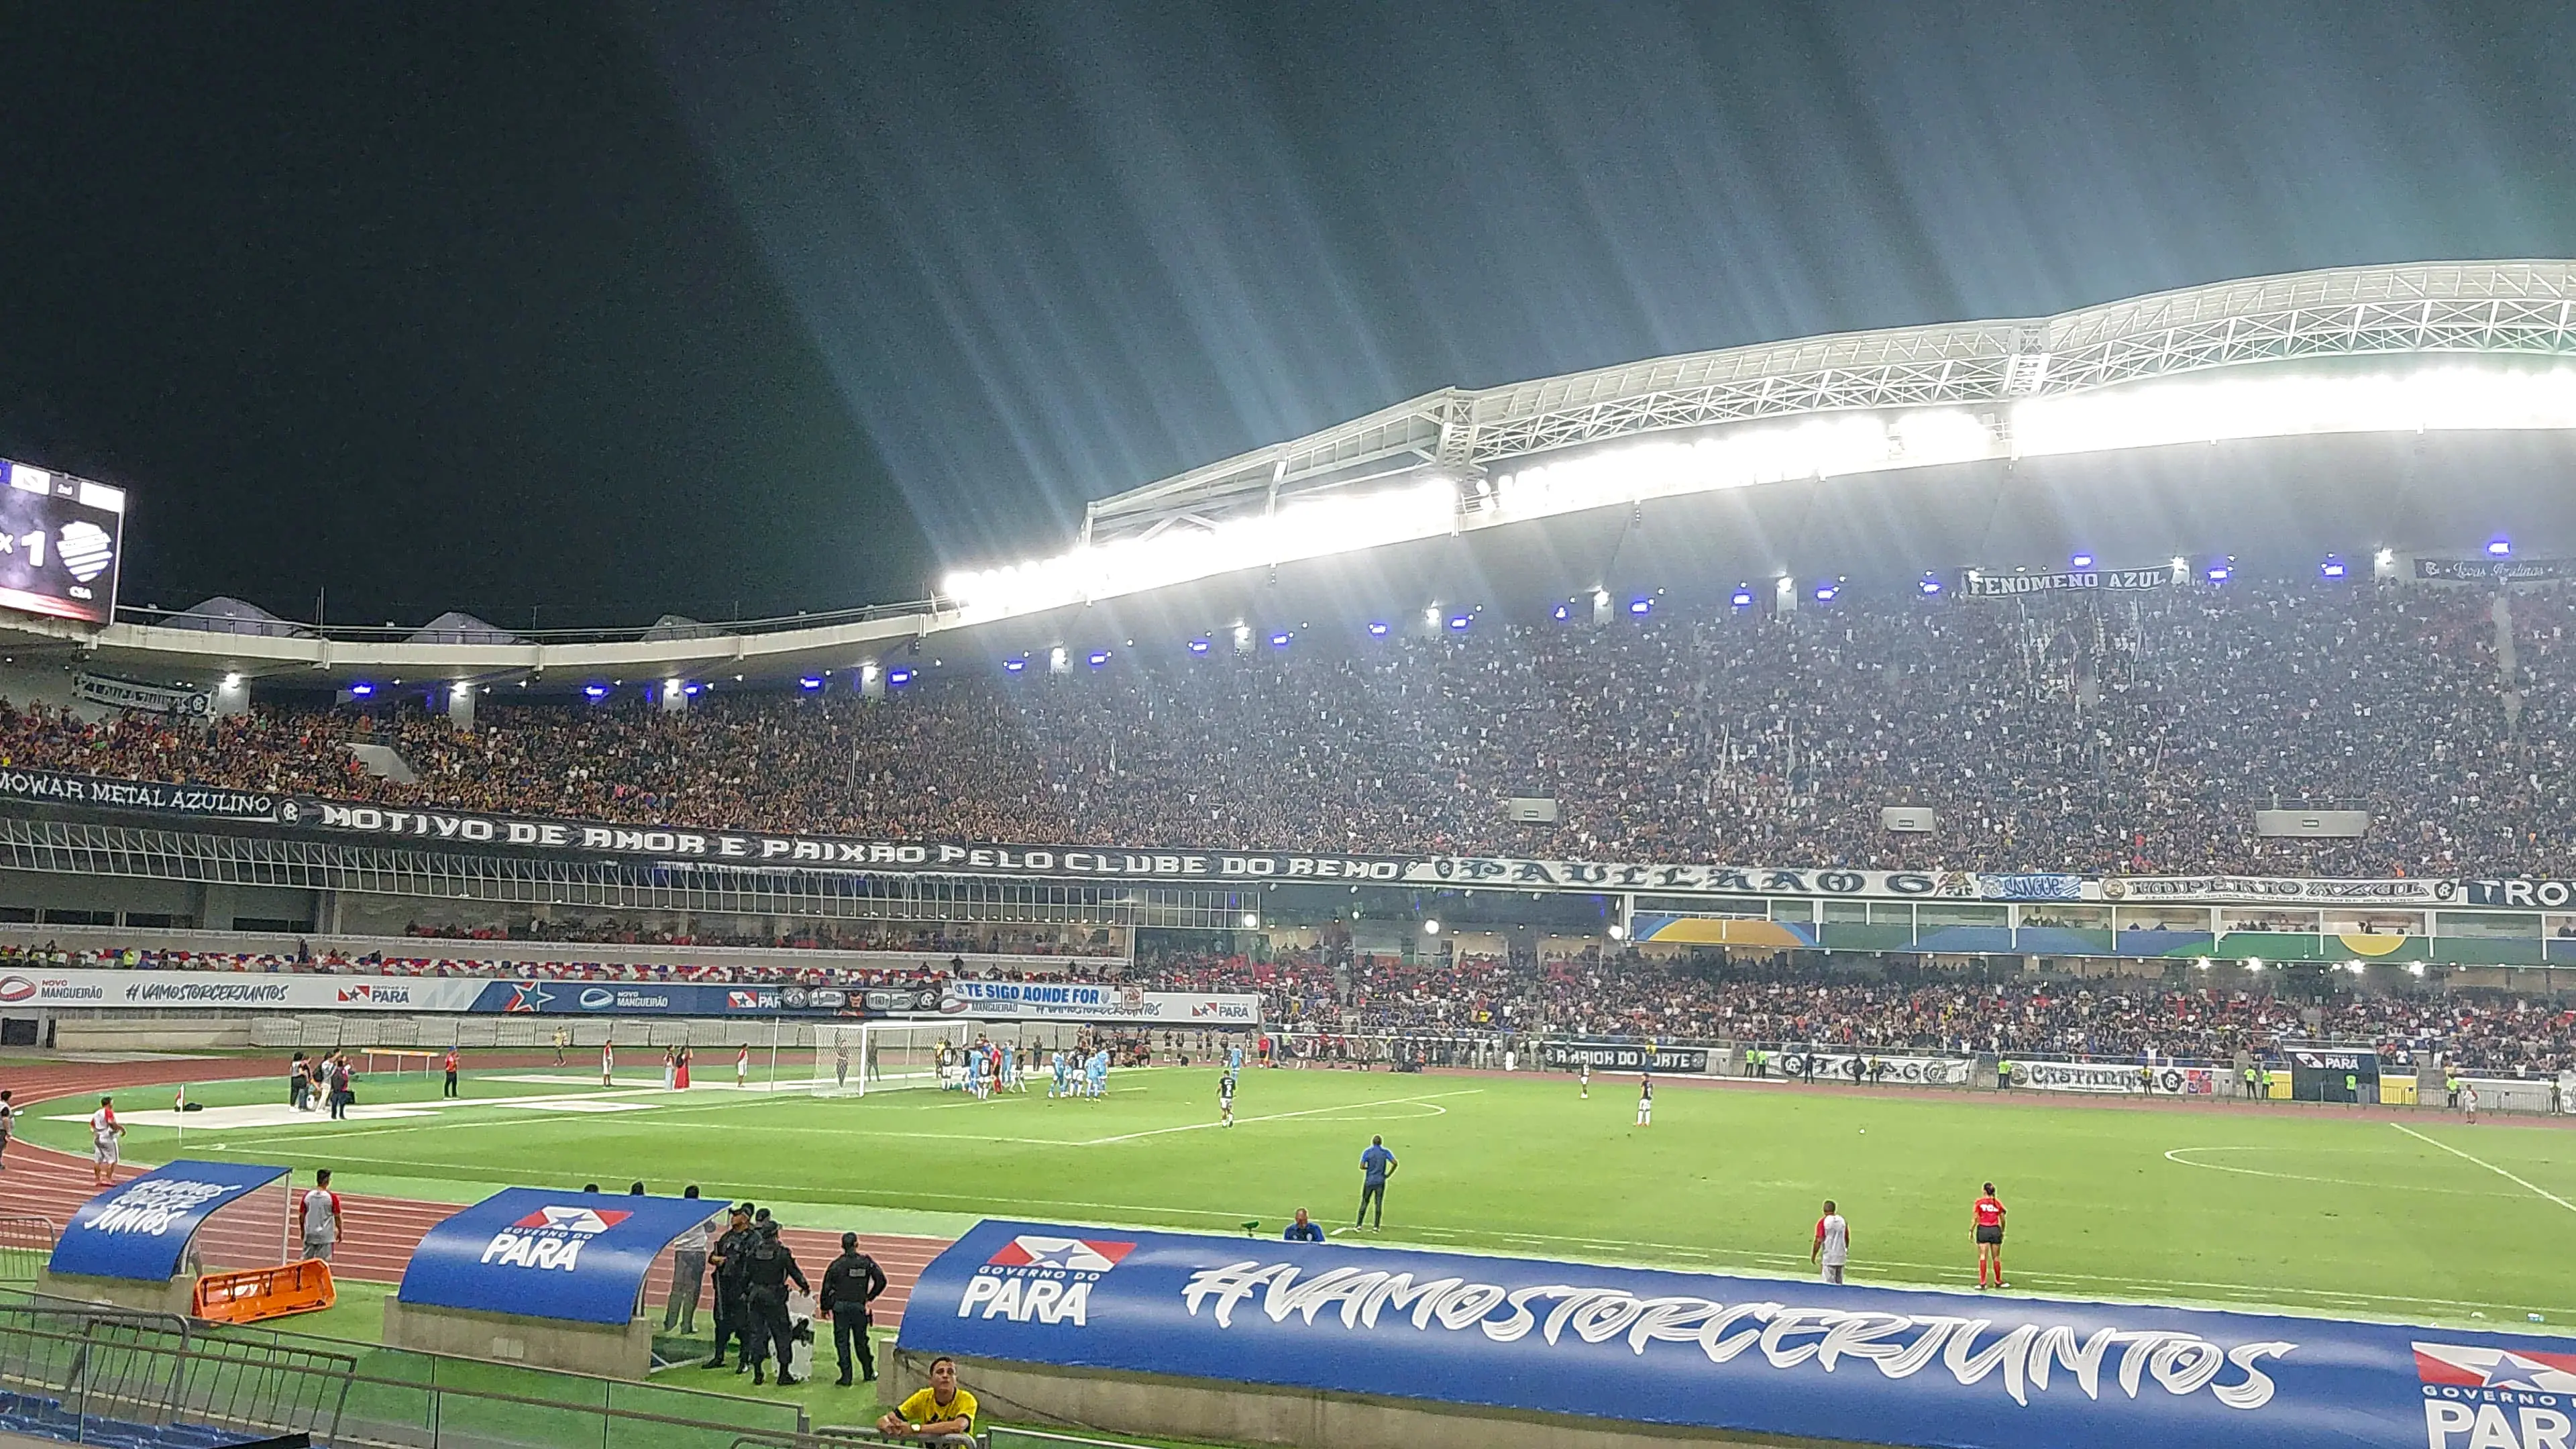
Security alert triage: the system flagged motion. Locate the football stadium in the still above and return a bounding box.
[0,256,2572,1449]
[7,13,2576,1448]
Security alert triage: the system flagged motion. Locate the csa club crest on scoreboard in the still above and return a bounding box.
[959,1235,1136,1326]
[479,1205,633,1271]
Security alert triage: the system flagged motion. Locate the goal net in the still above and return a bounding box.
[812,1020,985,1097]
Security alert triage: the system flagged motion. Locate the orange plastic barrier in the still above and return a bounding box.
[192,1258,337,1324]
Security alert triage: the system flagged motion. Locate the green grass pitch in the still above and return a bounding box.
[25,1063,2576,1332]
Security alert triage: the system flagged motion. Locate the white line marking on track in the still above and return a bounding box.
[2391,1122,2576,1214]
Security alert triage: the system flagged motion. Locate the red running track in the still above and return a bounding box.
[0,1055,949,1324]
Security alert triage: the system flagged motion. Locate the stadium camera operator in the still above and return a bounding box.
[740,1218,810,1386]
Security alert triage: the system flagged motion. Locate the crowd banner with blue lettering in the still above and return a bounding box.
[903,1220,2576,1449]
[937,980,1263,1024]
[46,1161,288,1281]
[396,1188,727,1325]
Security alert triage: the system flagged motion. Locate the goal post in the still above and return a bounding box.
[812,1020,986,1097]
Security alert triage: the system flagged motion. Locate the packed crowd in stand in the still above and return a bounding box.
[22,934,2561,1072]
[2,578,2569,875]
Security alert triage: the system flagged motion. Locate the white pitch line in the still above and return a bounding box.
[2391,1122,2576,1214]
[1077,1090,1481,1146]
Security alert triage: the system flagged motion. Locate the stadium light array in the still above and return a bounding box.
[1494,409,1997,527]
[942,478,1456,622]
[941,365,2576,633]
[2489,536,2513,557]
[2012,364,2576,460]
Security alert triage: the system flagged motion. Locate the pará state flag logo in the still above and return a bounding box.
[479,1205,632,1271]
[2414,1341,2576,1393]
[985,1235,1135,1273]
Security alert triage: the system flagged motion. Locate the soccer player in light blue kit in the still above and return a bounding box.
[1086,1047,1109,1101]
[1228,1041,1244,1074]
[1050,1051,1069,1100]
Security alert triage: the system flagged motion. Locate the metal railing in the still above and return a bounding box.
[0,1295,811,1449]
[0,1218,57,1285]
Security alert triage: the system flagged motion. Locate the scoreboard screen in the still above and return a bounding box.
[0,460,124,625]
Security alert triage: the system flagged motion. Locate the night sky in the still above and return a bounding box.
[1,2,2569,630]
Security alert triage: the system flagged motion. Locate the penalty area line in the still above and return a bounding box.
[2390,1122,2576,1214]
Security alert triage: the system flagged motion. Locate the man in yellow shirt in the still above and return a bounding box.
[879,1355,977,1439]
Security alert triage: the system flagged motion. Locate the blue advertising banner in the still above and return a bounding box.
[464,980,876,1016]
[902,1220,2576,1449]
[46,1160,288,1281]
[396,1187,728,1325]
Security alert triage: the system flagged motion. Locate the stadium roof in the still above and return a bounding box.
[13,258,2576,692]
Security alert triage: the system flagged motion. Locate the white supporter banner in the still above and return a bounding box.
[2100,875,2456,905]
[0,967,487,1012]
[936,979,1261,1024]
[2015,1060,2220,1094]
[1774,1051,1978,1086]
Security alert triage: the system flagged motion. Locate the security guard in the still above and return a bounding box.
[702,1204,755,1370]
[818,1231,890,1385]
[740,1218,810,1386]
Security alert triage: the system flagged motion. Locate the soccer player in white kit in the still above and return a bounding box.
[89,1097,125,1186]
[1635,1073,1653,1127]
[737,1044,749,1089]
[1813,1200,1851,1284]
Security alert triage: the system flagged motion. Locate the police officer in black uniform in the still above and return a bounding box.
[818,1231,890,1385]
[702,1203,755,1370]
[740,1218,810,1386]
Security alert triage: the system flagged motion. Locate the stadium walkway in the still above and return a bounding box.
[0,1055,945,1324]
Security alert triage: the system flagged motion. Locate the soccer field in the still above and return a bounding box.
[26,1063,2576,1330]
